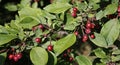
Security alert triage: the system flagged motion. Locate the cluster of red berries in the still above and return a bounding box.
[32,24,44,32]
[118,5,120,17]
[63,48,74,62]
[82,20,95,42]
[71,7,78,18]
[8,53,22,62]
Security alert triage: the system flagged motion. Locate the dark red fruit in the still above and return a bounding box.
[86,22,92,28]
[82,34,88,42]
[91,23,95,29]
[32,26,37,31]
[85,28,91,34]
[67,48,71,53]
[118,5,120,12]
[74,31,79,36]
[69,57,74,62]
[16,53,22,59]
[118,13,120,17]
[35,37,41,43]
[47,45,53,51]
[73,7,78,12]
[8,54,14,60]
[90,34,95,39]
[38,24,44,30]
[72,12,77,18]
[63,53,67,57]
[13,56,19,62]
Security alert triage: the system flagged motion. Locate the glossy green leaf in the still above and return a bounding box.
[18,7,42,18]
[53,0,70,3]
[90,32,107,48]
[30,47,48,65]
[76,55,92,65]
[112,55,120,62]
[47,51,57,65]
[4,3,18,11]
[0,52,7,65]
[44,2,72,13]
[96,63,106,65]
[94,48,107,58]
[54,34,76,56]
[112,49,120,55]
[100,19,119,46]
[104,3,117,15]
[64,24,76,31]
[100,58,110,63]
[19,16,39,29]
[90,0,100,3]
[0,34,17,46]
[96,10,104,20]
[20,0,31,7]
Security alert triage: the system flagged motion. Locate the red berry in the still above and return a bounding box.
[67,48,71,53]
[118,13,120,17]
[90,34,95,39]
[47,45,53,51]
[32,26,37,31]
[69,57,74,62]
[8,54,14,60]
[86,22,92,28]
[38,24,44,30]
[72,12,77,18]
[82,34,88,42]
[85,28,91,34]
[13,56,19,62]
[63,53,67,57]
[73,7,78,12]
[74,31,79,36]
[16,53,22,59]
[118,5,120,12]
[91,23,95,29]
[35,37,41,43]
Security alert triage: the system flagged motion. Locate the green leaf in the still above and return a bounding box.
[32,2,38,8]
[0,52,7,65]
[30,47,48,65]
[54,34,76,56]
[91,0,100,3]
[90,32,107,48]
[100,19,119,46]
[112,49,120,55]
[0,25,8,34]
[44,2,72,13]
[92,4,100,10]
[112,55,120,62]
[76,55,92,65]
[18,7,42,18]
[104,3,117,15]
[94,48,107,58]
[0,34,17,46]
[96,63,106,65]
[64,24,76,31]
[4,3,18,11]
[20,0,31,7]
[77,3,87,11]
[100,58,110,63]
[53,0,70,3]
[42,11,56,19]
[47,51,57,65]
[19,16,39,29]
[96,10,104,20]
